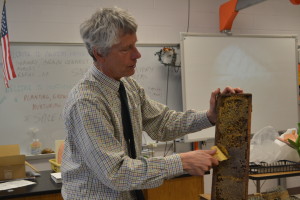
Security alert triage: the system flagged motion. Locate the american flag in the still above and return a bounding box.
[1,0,16,88]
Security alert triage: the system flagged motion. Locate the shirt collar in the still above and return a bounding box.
[91,65,120,92]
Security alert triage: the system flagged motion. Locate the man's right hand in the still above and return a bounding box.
[179,149,219,176]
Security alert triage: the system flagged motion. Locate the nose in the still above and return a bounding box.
[132,47,141,60]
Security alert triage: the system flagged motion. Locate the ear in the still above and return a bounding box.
[92,48,105,63]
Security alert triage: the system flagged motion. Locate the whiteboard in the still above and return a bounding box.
[180,33,299,142]
[0,43,182,154]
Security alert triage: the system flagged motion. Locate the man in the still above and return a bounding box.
[61,7,243,200]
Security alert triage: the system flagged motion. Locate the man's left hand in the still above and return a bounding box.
[206,87,243,124]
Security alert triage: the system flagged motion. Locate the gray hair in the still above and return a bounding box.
[80,7,138,60]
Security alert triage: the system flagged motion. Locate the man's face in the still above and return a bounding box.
[99,33,141,80]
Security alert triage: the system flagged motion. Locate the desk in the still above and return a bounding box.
[249,170,300,193]
[200,171,300,199]
[144,175,203,200]
[0,171,203,200]
[0,170,62,200]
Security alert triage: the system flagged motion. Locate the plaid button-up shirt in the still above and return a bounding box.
[61,65,213,200]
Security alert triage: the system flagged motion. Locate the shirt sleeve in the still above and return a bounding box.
[67,97,184,191]
[132,81,213,142]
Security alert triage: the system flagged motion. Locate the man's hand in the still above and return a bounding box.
[207,87,243,124]
[179,149,219,176]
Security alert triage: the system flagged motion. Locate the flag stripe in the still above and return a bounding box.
[1,1,16,88]
[1,36,9,79]
[1,37,9,80]
[2,35,15,79]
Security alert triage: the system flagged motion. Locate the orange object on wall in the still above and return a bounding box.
[219,0,239,32]
[290,0,300,5]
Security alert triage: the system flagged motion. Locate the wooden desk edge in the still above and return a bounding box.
[249,170,300,180]
[199,194,211,200]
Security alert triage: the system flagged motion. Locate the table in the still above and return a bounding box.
[249,170,300,193]
[0,170,62,200]
[0,171,203,200]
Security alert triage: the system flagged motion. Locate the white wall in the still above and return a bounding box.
[2,0,300,196]
[3,0,300,45]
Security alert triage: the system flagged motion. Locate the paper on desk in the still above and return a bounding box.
[0,180,36,191]
[51,172,62,183]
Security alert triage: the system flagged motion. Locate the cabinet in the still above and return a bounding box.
[144,175,204,200]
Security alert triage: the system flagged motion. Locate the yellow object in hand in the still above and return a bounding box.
[211,146,228,161]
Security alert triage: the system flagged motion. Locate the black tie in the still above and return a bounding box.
[119,81,144,200]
